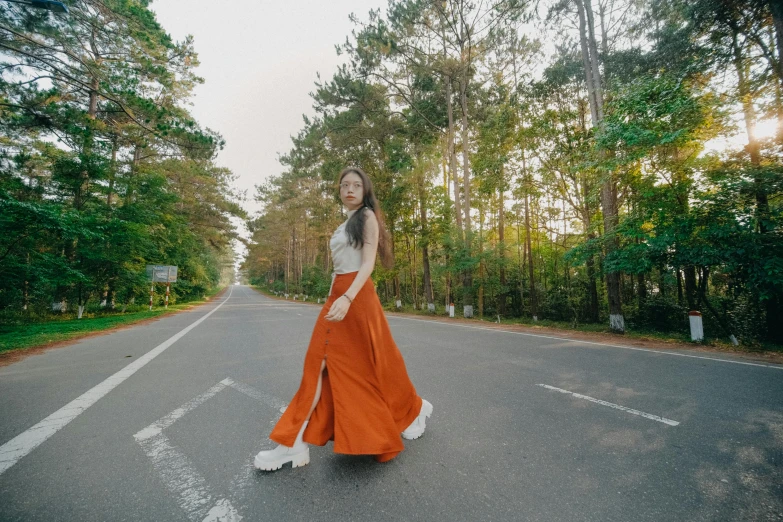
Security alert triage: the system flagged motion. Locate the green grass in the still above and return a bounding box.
[0,287,226,355]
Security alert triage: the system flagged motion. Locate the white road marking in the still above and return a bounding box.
[386,315,783,371]
[135,431,223,520]
[0,287,234,477]
[203,499,242,522]
[537,384,680,426]
[134,377,284,522]
[223,406,285,506]
[226,378,287,410]
[134,379,232,442]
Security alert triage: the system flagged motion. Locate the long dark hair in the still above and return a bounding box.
[339,167,394,269]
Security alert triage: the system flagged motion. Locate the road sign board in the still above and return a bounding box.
[146,265,178,283]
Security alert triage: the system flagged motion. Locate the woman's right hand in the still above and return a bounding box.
[325,295,351,322]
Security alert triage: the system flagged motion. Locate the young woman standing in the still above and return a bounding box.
[254,167,433,470]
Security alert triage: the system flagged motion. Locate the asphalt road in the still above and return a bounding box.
[1,285,781,522]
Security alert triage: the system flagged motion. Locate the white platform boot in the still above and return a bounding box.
[254,421,310,471]
[402,399,433,440]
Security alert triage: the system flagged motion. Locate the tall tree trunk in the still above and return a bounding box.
[478,203,484,318]
[445,255,452,309]
[524,193,537,320]
[676,269,683,305]
[684,265,697,310]
[440,10,462,237]
[516,203,524,315]
[460,73,474,317]
[389,223,402,308]
[405,235,417,309]
[418,172,434,311]
[731,28,769,231]
[769,0,783,86]
[446,74,462,237]
[23,252,30,311]
[498,186,506,316]
[106,139,118,207]
[576,0,623,332]
[658,268,666,298]
[77,29,101,212]
[126,145,141,206]
[578,99,600,323]
[394,274,402,307]
[285,238,290,294]
[586,244,600,322]
[521,148,537,320]
[442,139,449,192]
[769,1,783,142]
[637,272,647,307]
[731,25,782,342]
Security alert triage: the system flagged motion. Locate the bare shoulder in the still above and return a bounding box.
[363,208,379,243]
[363,207,378,224]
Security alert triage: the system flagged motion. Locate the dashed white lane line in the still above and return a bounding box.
[0,287,234,477]
[537,384,680,426]
[134,377,284,522]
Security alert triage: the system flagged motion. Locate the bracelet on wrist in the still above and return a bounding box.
[342,294,353,303]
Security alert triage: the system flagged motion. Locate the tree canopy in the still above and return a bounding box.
[243,0,783,346]
[1,0,242,318]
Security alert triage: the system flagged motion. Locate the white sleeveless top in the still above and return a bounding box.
[330,208,363,274]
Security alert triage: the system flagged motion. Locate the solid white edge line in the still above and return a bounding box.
[384,314,783,371]
[537,384,680,426]
[270,296,782,370]
[0,286,234,477]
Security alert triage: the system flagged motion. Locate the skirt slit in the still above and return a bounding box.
[269,272,422,456]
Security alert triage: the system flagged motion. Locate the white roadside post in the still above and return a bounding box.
[164,266,171,309]
[449,302,455,318]
[689,311,704,342]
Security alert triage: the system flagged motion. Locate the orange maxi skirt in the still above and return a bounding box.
[269,272,422,460]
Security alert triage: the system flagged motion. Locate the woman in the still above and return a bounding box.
[254,167,433,471]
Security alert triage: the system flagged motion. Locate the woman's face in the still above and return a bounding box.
[340,172,364,211]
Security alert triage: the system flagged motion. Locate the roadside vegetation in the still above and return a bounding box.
[0,287,226,354]
[253,285,783,357]
[1,0,240,347]
[244,0,783,349]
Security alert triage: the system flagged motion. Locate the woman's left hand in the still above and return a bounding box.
[325,295,351,322]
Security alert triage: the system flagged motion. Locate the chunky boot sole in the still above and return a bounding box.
[253,447,310,471]
[402,399,433,440]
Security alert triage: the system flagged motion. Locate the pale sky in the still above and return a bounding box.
[151,0,384,269]
[151,0,383,217]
